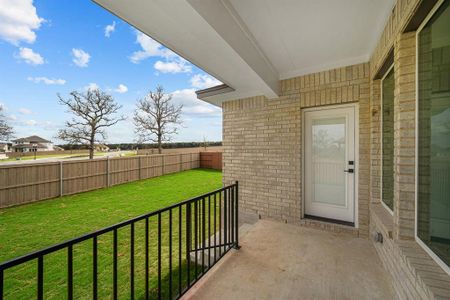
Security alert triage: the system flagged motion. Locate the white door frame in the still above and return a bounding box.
[301,103,359,228]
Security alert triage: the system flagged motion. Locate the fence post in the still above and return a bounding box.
[138,156,142,180]
[59,161,63,197]
[179,154,182,171]
[106,157,110,187]
[162,155,165,175]
[190,153,193,169]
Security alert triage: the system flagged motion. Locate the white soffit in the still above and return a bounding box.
[228,0,395,79]
[93,0,395,106]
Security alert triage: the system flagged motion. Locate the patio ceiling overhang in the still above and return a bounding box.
[93,0,394,107]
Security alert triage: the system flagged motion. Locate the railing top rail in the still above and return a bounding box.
[0,183,237,271]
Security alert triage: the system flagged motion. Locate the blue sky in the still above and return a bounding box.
[0,0,222,144]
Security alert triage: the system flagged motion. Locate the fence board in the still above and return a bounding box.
[200,152,222,170]
[0,152,201,208]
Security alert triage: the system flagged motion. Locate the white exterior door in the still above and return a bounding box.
[304,105,356,224]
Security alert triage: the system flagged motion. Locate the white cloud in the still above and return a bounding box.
[18,108,32,115]
[114,84,128,94]
[171,89,221,117]
[129,30,192,73]
[27,76,66,85]
[72,48,90,67]
[190,74,222,89]
[154,58,192,74]
[129,31,174,63]
[17,47,44,65]
[24,119,37,126]
[0,0,45,45]
[104,21,115,38]
[85,82,99,91]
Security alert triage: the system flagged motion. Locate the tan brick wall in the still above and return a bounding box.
[223,63,370,237]
[368,0,450,298]
[370,0,422,77]
[221,0,449,297]
[393,31,417,241]
[370,205,450,299]
[223,95,302,222]
[370,79,382,205]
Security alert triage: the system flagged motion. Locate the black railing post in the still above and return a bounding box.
[157,213,162,300]
[145,218,149,300]
[113,229,118,300]
[93,236,98,300]
[186,202,191,287]
[130,222,135,300]
[68,245,73,300]
[0,269,3,300]
[178,206,182,297]
[234,181,240,249]
[168,209,172,300]
[37,256,43,300]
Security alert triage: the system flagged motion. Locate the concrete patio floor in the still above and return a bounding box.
[183,219,395,300]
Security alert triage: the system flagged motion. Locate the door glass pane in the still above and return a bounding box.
[312,117,346,206]
[418,1,450,268]
[382,68,395,211]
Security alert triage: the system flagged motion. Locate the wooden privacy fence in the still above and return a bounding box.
[0,153,200,208]
[200,152,222,170]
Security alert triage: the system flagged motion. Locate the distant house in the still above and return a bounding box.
[94,144,110,152]
[12,135,54,153]
[0,142,12,153]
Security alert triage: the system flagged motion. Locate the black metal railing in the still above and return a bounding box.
[0,182,239,300]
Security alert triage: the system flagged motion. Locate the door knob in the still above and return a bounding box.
[344,169,354,173]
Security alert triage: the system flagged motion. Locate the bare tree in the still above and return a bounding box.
[134,85,183,154]
[0,105,14,141]
[57,89,125,159]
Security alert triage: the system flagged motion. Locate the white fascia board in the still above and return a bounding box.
[200,90,265,107]
[187,0,279,98]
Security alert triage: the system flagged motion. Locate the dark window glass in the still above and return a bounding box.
[417,1,450,268]
[382,67,395,211]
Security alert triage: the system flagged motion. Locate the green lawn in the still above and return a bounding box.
[0,169,223,299]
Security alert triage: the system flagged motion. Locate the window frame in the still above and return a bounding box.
[380,64,395,215]
[415,0,450,276]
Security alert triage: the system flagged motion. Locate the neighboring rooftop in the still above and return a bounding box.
[12,135,51,144]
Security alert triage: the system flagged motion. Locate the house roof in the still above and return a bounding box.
[13,135,51,143]
[93,0,395,106]
[12,143,48,149]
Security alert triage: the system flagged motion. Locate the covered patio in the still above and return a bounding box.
[93,0,450,298]
[184,218,395,300]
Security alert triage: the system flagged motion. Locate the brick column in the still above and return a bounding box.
[393,32,416,240]
[370,79,382,205]
[358,77,371,238]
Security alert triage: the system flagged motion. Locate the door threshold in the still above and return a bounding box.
[304,214,355,227]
